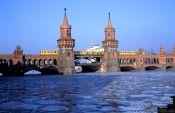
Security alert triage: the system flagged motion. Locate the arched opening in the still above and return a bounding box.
[75,58,96,65]
[53,59,57,65]
[34,59,39,66]
[120,66,136,72]
[145,66,160,71]
[49,59,53,65]
[44,59,49,66]
[28,59,33,66]
[7,59,13,67]
[24,70,41,75]
[39,59,43,66]
[75,57,100,72]
[166,66,174,70]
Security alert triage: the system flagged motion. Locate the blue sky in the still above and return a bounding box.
[0,0,175,54]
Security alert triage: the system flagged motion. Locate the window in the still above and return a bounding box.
[108,32,110,37]
[67,30,70,36]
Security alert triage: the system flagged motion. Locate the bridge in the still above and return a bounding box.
[0,45,175,76]
[0,47,59,75]
[0,9,175,76]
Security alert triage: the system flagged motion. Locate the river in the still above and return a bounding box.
[0,72,175,113]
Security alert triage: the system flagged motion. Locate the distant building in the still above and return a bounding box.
[87,45,104,52]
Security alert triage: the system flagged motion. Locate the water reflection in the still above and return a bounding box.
[24,70,41,75]
[0,72,175,112]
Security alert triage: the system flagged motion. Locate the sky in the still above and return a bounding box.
[0,0,175,54]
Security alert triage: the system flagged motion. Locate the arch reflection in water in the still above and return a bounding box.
[145,66,160,71]
[24,70,41,75]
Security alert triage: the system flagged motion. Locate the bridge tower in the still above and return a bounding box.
[101,13,120,72]
[57,8,75,75]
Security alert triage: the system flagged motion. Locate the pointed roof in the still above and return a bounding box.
[61,8,70,28]
[107,13,112,28]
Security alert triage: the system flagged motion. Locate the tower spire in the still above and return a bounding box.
[64,8,66,16]
[107,12,112,28]
[62,8,69,27]
[108,12,110,20]
[160,43,165,55]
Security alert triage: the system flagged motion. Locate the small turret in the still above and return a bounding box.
[173,44,175,55]
[138,48,144,55]
[13,45,23,58]
[160,43,165,55]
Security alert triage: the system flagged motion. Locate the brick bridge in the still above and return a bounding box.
[0,9,175,75]
[0,45,175,75]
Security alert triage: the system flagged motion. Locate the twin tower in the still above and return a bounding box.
[57,9,120,74]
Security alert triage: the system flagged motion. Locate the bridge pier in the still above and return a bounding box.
[161,65,166,71]
[137,66,145,71]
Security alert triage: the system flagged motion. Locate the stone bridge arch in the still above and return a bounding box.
[144,58,160,64]
[0,59,13,67]
[75,57,98,65]
[23,65,58,75]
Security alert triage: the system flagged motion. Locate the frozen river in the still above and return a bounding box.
[0,72,175,113]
